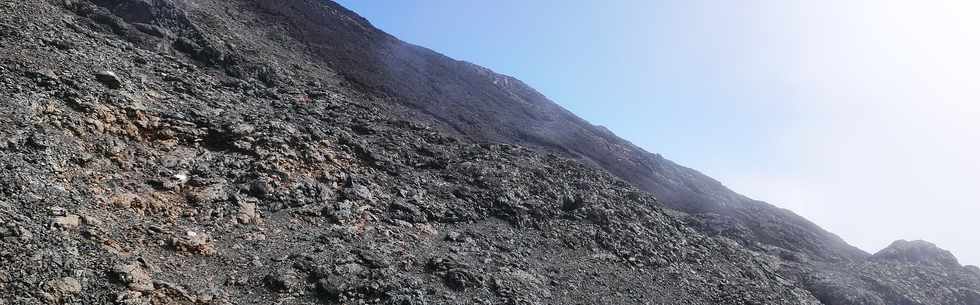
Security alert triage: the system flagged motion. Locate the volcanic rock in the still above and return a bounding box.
[94,71,123,89]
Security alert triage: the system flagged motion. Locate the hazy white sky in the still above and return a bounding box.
[716,1,980,266]
[339,0,980,266]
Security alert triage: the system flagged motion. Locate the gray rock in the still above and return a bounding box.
[94,71,123,89]
[344,183,374,202]
[236,201,259,224]
[356,249,390,269]
[132,23,170,38]
[186,185,230,205]
[445,269,482,291]
[170,231,216,256]
[249,179,274,198]
[327,201,355,224]
[48,277,81,295]
[390,199,426,223]
[52,215,80,230]
[263,270,299,292]
[29,69,58,86]
[445,231,463,242]
[112,263,153,292]
[316,276,347,299]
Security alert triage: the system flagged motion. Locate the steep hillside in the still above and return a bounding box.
[0,0,977,304]
[235,0,866,263]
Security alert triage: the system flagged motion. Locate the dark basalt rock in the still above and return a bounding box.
[94,71,123,89]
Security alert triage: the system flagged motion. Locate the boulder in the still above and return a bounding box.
[94,71,123,89]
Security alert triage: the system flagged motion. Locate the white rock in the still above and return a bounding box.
[172,174,189,184]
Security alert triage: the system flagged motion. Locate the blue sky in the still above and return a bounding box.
[335,0,980,266]
[334,1,796,173]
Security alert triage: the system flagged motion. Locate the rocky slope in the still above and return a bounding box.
[799,240,980,305]
[0,0,977,304]
[275,0,867,263]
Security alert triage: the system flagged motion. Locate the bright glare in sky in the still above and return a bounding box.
[337,0,980,266]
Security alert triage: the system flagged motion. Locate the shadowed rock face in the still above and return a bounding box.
[0,0,977,304]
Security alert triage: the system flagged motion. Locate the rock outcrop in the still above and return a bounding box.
[798,240,980,305]
[871,239,960,267]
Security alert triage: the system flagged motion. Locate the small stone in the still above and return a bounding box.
[110,193,138,208]
[11,226,32,241]
[560,194,586,211]
[171,231,216,255]
[392,219,412,227]
[356,249,390,268]
[115,290,145,305]
[95,71,123,89]
[335,263,367,277]
[236,201,259,224]
[150,175,186,190]
[174,36,202,54]
[132,23,171,38]
[229,123,256,136]
[186,185,229,205]
[445,232,463,242]
[344,183,374,202]
[112,263,154,292]
[249,179,273,198]
[263,270,299,292]
[48,277,82,295]
[81,215,102,227]
[53,215,81,230]
[426,257,467,273]
[328,201,354,224]
[416,223,439,237]
[31,69,59,86]
[48,207,66,216]
[316,277,346,299]
[390,199,426,223]
[445,269,482,291]
[172,174,189,184]
[23,69,58,88]
[197,288,227,304]
[196,292,214,303]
